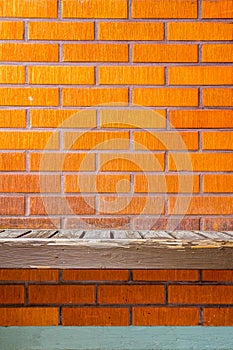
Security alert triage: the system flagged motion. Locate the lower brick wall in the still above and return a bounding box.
[0,269,233,326]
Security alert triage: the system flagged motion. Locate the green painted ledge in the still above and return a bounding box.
[0,327,233,350]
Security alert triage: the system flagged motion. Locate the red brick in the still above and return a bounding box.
[133,270,198,282]
[0,285,24,304]
[0,197,24,215]
[0,269,58,282]
[0,21,24,39]
[29,196,95,215]
[202,0,233,19]
[0,175,60,193]
[133,217,200,231]
[0,0,57,18]
[204,308,233,326]
[202,218,233,231]
[28,285,95,304]
[169,285,233,304]
[0,110,26,128]
[98,285,165,304]
[62,307,129,326]
[202,270,233,282]
[0,218,61,229]
[63,270,128,281]
[65,217,130,229]
[0,307,58,326]
[0,153,25,171]
[0,43,58,62]
[133,307,199,326]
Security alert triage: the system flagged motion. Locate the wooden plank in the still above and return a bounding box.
[0,230,31,238]
[0,326,233,350]
[54,230,85,239]
[194,231,233,240]
[111,230,141,239]
[0,238,233,269]
[167,231,206,240]
[222,231,233,238]
[83,231,111,239]
[143,231,173,239]
[22,230,58,238]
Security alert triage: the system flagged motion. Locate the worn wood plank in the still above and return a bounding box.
[0,230,31,238]
[167,231,206,240]
[0,238,233,269]
[143,231,173,239]
[22,230,58,238]
[54,230,85,239]
[194,231,233,240]
[111,230,141,239]
[83,230,111,239]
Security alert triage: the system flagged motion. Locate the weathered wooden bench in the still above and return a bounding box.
[0,230,233,269]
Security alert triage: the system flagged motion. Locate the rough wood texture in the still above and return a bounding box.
[0,230,233,269]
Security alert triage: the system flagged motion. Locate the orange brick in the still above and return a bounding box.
[30,196,95,215]
[169,66,233,85]
[30,109,96,128]
[62,0,128,18]
[203,175,233,193]
[0,43,58,62]
[202,0,233,19]
[133,307,199,326]
[29,66,94,85]
[0,196,24,215]
[202,44,233,63]
[0,0,57,18]
[30,153,95,172]
[63,88,128,107]
[0,65,25,84]
[0,218,61,229]
[99,22,164,40]
[0,307,58,326]
[169,153,233,172]
[0,175,60,193]
[0,110,26,128]
[0,21,24,39]
[169,285,233,304]
[99,196,164,215]
[28,285,95,304]
[99,66,164,85]
[63,269,129,281]
[170,110,233,129]
[63,44,128,62]
[133,44,198,62]
[168,22,233,40]
[64,131,129,150]
[0,285,24,304]
[0,88,59,106]
[203,88,233,107]
[100,109,166,129]
[202,218,233,231]
[63,307,129,326]
[100,153,164,172]
[132,0,197,18]
[202,270,233,282]
[65,217,130,230]
[168,196,233,215]
[134,174,199,193]
[0,132,59,150]
[133,270,199,281]
[99,285,165,304]
[0,153,25,171]
[204,308,233,326]
[0,269,58,281]
[134,131,198,150]
[203,132,233,150]
[133,88,198,107]
[64,174,131,193]
[28,21,94,40]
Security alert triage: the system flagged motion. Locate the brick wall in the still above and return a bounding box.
[0,0,233,327]
[0,269,233,326]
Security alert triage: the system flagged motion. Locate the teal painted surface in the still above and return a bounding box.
[0,327,233,350]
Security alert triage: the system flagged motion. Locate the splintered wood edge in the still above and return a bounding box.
[0,238,233,269]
